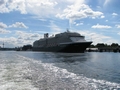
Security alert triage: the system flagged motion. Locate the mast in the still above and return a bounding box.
[3,42,4,48]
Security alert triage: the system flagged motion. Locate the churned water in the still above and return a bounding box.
[0,51,120,90]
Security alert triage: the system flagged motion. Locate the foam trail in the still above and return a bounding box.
[0,53,39,90]
[17,54,120,90]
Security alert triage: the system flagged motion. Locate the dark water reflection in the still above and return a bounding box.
[18,51,120,83]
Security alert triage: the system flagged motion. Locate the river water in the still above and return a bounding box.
[0,51,120,90]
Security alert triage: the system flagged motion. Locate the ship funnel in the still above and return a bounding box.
[66,28,70,32]
[44,33,49,38]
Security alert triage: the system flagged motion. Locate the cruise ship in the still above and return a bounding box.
[32,30,92,53]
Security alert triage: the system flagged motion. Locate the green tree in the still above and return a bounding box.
[111,43,119,47]
[96,43,105,47]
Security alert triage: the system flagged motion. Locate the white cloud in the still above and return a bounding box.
[118,32,120,35]
[0,0,58,16]
[0,0,103,20]
[101,15,105,18]
[16,31,40,39]
[91,24,112,29]
[92,17,96,19]
[106,20,108,22]
[0,22,10,34]
[73,21,84,26]
[9,22,28,29]
[75,30,118,45]
[112,13,118,16]
[76,23,83,26]
[0,36,34,48]
[26,0,58,17]
[0,0,26,13]
[116,25,120,28]
[0,28,11,34]
[0,31,42,47]
[0,37,17,48]
[56,3,103,21]
[0,22,7,28]
[0,0,5,5]
[31,33,40,37]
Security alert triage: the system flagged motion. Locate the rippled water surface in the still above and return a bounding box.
[0,51,120,90]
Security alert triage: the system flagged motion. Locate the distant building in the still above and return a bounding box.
[86,48,98,52]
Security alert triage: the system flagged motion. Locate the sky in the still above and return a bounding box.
[0,0,120,48]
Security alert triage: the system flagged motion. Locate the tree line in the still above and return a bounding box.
[90,43,119,48]
[16,44,32,51]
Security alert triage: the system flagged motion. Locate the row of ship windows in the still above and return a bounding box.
[38,43,58,47]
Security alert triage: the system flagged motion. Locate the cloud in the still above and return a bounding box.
[116,25,120,28]
[0,36,33,48]
[0,37,17,48]
[9,22,28,29]
[76,23,83,26]
[106,20,108,22]
[0,0,5,5]
[112,13,118,16]
[19,32,39,39]
[90,33,118,44]
[0,0,103,20]
[0,0,26,13]
[73,21,84,26]
[117,32,120,36]
[0,28,11,34]
[0,31,42,47]
[0,22,11,34]
[0,0,57,16]
[75,30,118,45]
[0,22,28,34]
[101,15,105,18]
[56,3,103,21]
[91,24,112,29]
[0,22,7,28]
[26,0,58,17]
[26,0,84,18]
[16,31,40,39]
[31,33,40,37]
